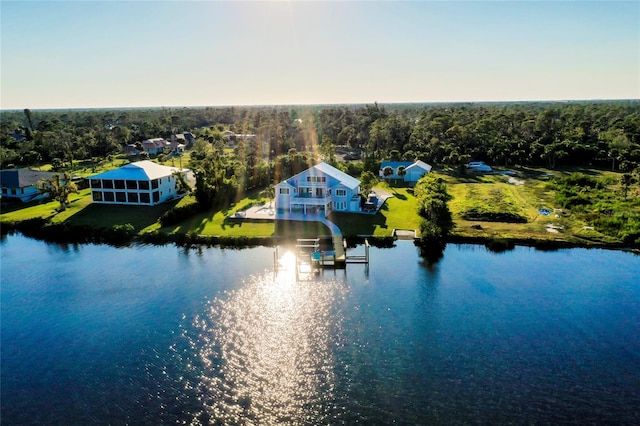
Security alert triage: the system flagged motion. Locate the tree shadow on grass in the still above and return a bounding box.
[222,216,245,230]
[394,193,408,201]
[64,200,179,231]
[274,220,331,239]
[328,211,387,236]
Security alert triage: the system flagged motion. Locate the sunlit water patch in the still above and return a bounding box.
[181,251,348,424]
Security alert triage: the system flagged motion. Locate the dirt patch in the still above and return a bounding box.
[546,223,564,233]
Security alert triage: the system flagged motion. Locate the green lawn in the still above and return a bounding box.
[1,188,94,223]
[329,185,421,236]
[144,194,276,237]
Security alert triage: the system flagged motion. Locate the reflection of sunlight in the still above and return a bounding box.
[186,258,346,424]
[279,251,296,272]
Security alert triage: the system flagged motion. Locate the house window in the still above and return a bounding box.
[140,193,150,203]
[279,188,289,195]
[151,179,159,189]
[127,192,139,203]
[103,191,114,202]
[11,188,17,195]
[152,192,160,203]
[126,180,137,190]
[336,189,346,197]
[1,187,7,194]
[139,180,150,190]
[315,188,323,197]
[92,191,103,201]
[115,192,126,203]
[114,180,125,190]
[306,176,327,183]
[90,179,101,188]
[103,180,114,189]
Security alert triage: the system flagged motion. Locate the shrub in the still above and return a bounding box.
[105,223,135,245]
[462,209,527,223]
[556,192,591,209]
[159,202,202,226]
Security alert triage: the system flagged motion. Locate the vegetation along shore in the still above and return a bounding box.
[2,101,639,254]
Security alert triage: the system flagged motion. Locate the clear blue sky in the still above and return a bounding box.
[1,1,638,109]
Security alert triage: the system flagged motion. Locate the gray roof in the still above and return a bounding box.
[0,169,57,188]
[89,161,188,181]
[142,138,168,148]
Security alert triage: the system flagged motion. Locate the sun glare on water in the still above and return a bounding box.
[184,250,347,424]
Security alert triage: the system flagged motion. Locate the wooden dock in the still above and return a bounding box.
[295,234,369,277]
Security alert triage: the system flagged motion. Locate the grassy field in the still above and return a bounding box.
[443,167,638,244]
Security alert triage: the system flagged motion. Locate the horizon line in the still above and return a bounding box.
[2,98,639,112]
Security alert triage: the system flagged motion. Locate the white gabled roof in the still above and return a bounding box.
[90,161,187,181]
[281,162,360,190]
[406,160,432,173]
[313,162,360,189]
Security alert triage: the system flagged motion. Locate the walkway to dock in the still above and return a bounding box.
[279,212,346,261]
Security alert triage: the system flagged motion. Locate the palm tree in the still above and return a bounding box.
[172,170,191,195]
[24,108,34,132]
[260,184,275,209]
[38,173,78,211]
[397,166,407,184]
[382,166,394,180]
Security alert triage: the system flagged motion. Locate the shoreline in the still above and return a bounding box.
[2,218,636,254]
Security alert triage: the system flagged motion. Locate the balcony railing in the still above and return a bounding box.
[293,193,327,198]
[290,194,332,204]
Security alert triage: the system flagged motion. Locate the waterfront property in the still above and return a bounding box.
[0,168,58,202]
[88,160,191,206]
[379,160,432,184]
[275,162,361,217]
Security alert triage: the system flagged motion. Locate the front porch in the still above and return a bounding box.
[286,194,333,216]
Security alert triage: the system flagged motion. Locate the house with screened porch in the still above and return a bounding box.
[89,160,190,206]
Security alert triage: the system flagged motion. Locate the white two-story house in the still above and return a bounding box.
[275,162,361,217]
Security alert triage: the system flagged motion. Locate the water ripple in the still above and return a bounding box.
[182,252,347,424]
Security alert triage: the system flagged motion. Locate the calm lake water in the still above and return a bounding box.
[1,234,639,425]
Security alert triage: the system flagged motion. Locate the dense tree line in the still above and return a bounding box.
[3,101,638,171]
[2,101,639,208]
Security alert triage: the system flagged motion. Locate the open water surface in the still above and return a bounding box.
[1,234,639,424]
